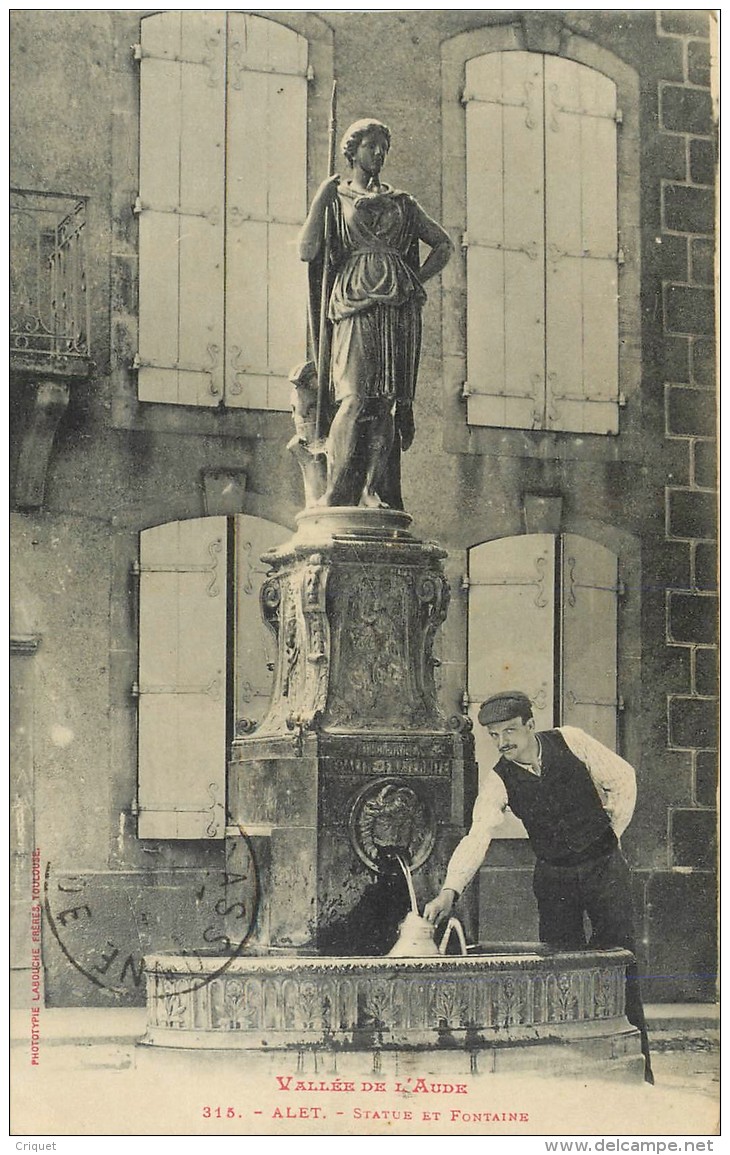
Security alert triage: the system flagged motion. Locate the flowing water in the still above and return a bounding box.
[393,851,419,914]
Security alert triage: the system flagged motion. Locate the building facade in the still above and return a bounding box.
[10,9,717,1007]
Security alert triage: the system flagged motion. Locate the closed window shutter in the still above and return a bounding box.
[467,534,556,837]
[559,533,619,749]
[225,14,309,411]
[138,13,226,406]
[137,517,227,838]
[545,58,619,434]
[234,514,290,732]
[465,52,619,435]
[466,532,620,836]
[465,52,545,430]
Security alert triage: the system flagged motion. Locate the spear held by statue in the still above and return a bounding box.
[314,80,337,444]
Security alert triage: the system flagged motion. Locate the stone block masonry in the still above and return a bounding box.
[657,9,716,959]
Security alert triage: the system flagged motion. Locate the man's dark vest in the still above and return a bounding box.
[493,729,613,864]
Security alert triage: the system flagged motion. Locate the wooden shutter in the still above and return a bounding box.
[465,52,545,430]
[234,515,289,731]
[137,12,308,411]
[138,12,226,406]
[559,534,619,749]
[544,58,619,434]
[464,52,620,435]
[224,14,309,410]
[467,534,556,837]
[137,518,227,838]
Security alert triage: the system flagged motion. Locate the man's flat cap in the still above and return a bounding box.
[478,691,533,726]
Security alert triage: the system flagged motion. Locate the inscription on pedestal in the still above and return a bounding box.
[330,758,451,777]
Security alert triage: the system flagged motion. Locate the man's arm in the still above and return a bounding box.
[559,726,637,838]
[424,770,508,922]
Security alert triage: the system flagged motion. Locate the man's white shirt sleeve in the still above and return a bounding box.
[442,770,508,896]
[559,726,637,839]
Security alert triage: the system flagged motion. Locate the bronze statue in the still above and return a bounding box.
[298,118,453,510]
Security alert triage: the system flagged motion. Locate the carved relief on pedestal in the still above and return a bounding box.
[257,555,331,735]
[328,569,412,727]
[326,564,448,730]
[348,778,435,874]
[301,554,330,719]
[245,526,453,741]
[415,571,450,717]
[281,582,301,701]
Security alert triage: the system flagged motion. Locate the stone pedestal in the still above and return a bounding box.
[228,509,477,953]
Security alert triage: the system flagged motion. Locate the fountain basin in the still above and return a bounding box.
[142,946,639,1063]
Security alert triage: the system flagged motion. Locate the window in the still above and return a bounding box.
[136,12,309,410]
[465,533,620,836]
[463,51,621,434]
[136,514,288,839]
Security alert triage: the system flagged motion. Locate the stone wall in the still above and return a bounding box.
[646,9,717,1000]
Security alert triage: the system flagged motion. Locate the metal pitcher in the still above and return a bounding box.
[387,911,467,958]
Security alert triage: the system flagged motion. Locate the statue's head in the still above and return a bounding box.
[341,119,391,168]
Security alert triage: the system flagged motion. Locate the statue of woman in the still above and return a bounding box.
[298,119,453,510]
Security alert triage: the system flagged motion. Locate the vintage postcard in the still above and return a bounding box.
[9,6,718,1142]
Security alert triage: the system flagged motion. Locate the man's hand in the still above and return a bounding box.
[423,889,456,925]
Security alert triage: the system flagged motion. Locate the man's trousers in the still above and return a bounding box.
[533,844,653,1082]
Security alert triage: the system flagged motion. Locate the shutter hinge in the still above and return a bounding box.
[460,382,471,401]
[617,578,626,598]
[617,694,625,712]
[615,108,623,125]
[460,573,470,592]
[617,247,625,266]
[460,689,470,713]
[132,195,143,215]
[306,63,315,82]
[130,795,140,817]
[461,232,469,251]
[618,391,628,409]
[131,559,141,576]
[131,681,141,698]
[459,88,473,107]
[132,352,141,370]
[132,43,143,62]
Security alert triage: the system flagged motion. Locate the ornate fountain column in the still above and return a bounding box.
[228,508,477,953]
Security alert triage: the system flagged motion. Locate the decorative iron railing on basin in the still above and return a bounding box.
[10,188,91,375]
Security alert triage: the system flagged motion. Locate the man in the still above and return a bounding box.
[424,690,654,1084]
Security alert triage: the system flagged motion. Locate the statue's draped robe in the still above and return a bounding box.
[308,183,427,408]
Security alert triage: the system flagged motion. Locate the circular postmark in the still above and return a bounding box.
[348,777,435,874]
[43,830,260,1000]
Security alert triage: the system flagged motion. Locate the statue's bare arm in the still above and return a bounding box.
[298,176,341,261]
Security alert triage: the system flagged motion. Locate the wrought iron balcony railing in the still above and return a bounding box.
[10,188,91,375]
